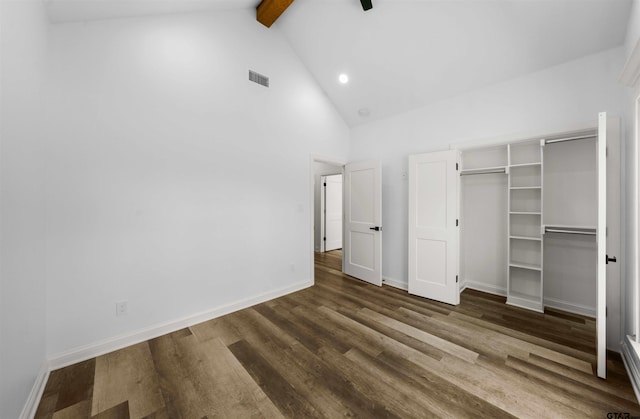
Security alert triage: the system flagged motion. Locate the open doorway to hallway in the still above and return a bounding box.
[313,160,343,271]
[320,174,342,252]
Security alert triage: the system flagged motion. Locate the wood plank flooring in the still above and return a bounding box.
[36,250,639,418]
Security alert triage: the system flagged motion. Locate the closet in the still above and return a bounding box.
[457,135,599,313]
[457,129,608,315]
[408,112,620,378]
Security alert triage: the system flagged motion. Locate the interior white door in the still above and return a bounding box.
[344,160,382,286]
[606,117,622,367]
[408,150,459,305]
[596,112,608,379]
[324,174,343,251]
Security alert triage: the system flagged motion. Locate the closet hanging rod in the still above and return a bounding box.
[545,227,596,236]
[544,134,597,144]
[460,168,506,176]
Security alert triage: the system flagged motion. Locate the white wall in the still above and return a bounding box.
[0,1,50,417]
[623,0,640,341]
[625,0,640,66]
[313,161,343,251]
[44,10,349,356]
[350,46,626,346]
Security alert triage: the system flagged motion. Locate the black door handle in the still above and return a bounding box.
[606,255,617,264]
[369,226,382,231]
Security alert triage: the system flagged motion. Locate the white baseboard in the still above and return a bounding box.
[382,276,408,291]
[621,335,640,404]
[464,281,507,297]
[461,282,596,318]
[19,361,50,419]
[543,297,595,318]
[48,279,312,370]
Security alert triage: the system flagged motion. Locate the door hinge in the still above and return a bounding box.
[323,237,326,241]
[456,275,458,283]
[324,183,326,187]
[456,163,459,171]
[606,307,608,317]
[456,219,459,227]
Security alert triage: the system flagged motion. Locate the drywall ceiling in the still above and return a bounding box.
[45,0,632,127]
[46,0,257,22]
[277,0,632,126]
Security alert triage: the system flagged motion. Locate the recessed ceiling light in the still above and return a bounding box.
[338,73,349,84]
[358,108,371,117]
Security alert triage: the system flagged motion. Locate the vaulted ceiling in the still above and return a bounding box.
[46,0,633,127]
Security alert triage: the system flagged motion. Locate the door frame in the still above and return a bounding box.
[310,156,346,284]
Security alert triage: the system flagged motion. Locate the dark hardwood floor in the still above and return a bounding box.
[36,249,639,418]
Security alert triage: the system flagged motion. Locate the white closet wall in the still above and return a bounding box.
[460,146,508,295]
[544,140,597,227]
[543,138,598,315]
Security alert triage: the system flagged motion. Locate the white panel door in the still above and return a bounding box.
[324,174,343,251]
[344,160,382,286]
[408,150,459,305]
[596,112,612,379]
[606,117,621,358]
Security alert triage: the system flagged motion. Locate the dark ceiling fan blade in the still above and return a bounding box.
[360,0,373,11]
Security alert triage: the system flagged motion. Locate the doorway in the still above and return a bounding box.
[321,174,343,252]
[312,159,344,277]
[310,157,383,286]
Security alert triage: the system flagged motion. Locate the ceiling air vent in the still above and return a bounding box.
[249,70,269,88]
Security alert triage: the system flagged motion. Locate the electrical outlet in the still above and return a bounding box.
[116,301,128,316]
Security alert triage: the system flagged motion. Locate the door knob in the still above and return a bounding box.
[606,255,617,264]
[369,226,382,231]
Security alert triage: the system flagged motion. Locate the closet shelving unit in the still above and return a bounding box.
[506,140,544,312]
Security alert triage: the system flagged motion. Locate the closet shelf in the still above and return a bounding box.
[510,235,541,242]
[509,262,542,271]
[510,186,541,190]
[509,211,541,215]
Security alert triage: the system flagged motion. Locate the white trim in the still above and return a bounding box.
[621,39,640,87]
[634,95,640,341]
[19,361,50,419]
[461,282,597,318]
[543,297,596,318]
[464,280,507,297]
[459,277,467,293]
[320,174,327,253]
[622,335,640,403]
[382,276,408,291]
[48,280,312,370]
